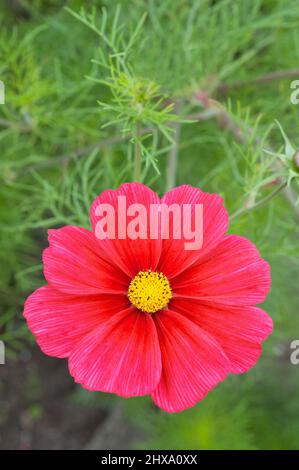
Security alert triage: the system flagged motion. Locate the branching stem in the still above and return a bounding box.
[134,121,142,182]
[230,182,288,221]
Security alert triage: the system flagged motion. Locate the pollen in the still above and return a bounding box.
[128,270,172,314]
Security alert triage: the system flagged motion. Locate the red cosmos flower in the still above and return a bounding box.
[24,183,272,413]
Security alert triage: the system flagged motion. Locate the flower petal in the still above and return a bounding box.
[43,226,130,295]
[173,235,271,305]
[151,309,230,412]
[173,299,273,373]
[23,285,128,358]
[90,183,162,277]
[69,308,162,397]
[158,185,228,278]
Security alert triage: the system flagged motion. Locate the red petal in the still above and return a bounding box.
[23,285,128,358]
[173,299,273,373]
[173,235,271,305]
[90,183,162,277]
[43,226,129,295]
[69,308,162,397]
[151,309,230,412]
[158,185,228,278]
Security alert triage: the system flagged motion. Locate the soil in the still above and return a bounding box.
[0,346,124,450]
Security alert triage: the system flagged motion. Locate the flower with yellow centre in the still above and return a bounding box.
[128,270,172,313]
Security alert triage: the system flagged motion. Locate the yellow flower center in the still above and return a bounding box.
[128,270,172,314]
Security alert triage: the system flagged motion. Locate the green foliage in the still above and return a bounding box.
[0,0,299,449]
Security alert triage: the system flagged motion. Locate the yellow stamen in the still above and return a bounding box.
[128,270,172,314]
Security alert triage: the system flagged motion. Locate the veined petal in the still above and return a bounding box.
[90,183,162,277]
[158,185,228,278]
[69,308,162,397]
[173,299,273,373]
[43,226,129,295]
[151,309,230,412]
[173,235,271,305]
[23,285,128,358]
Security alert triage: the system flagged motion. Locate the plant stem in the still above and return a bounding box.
[217,68,299,93]
[230,181,288,221]
[23,110,217,175]
[166,102,182,191]
[202,98,299,220]
[166,123,181,191]
[134,121,142,182]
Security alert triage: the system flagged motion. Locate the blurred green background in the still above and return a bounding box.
[0,0,299,450]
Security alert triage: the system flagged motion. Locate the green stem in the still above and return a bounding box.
[230,181,288,221]
[134,121,142,182]
[166,120,181,191]
[166,102,182,191]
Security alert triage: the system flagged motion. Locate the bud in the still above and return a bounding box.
[293,150,299,172]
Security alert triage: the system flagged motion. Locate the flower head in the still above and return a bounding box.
[24,183,272,412]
